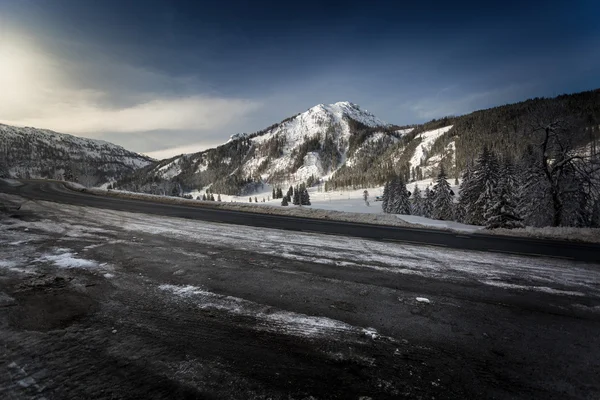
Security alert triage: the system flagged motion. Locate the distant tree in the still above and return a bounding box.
[363,190,370,206]
[382,181,391,213]
[202,194,207,201]
[412,185,424,216]
[272,187,276,199]
[432,166,454,220]
[249,197,252,202]
[300,187,311,205]
[254,196,258,203]
[388,176,411,214]
[217,194,221,201]
[423,187,434,218]
[281,196,289,206]
[484,159,523,229]
[210,193,215,201]
[467,146,500,225]
[293,186,301,205]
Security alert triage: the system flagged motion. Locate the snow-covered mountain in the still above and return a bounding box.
[125,101,419,195]
[0,124,154,186]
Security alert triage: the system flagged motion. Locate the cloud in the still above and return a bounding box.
[0,29,261,144]
[144,141,226,160]
[1,95,261,134]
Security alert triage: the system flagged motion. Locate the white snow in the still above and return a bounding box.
[160,284,386,340]
[408,125,453,172]
[396,215,481,233]
[38,250,98,269]
[481,281,585,297]
[415,297,431,303]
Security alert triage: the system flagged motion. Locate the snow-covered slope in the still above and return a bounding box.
[0,124,153,186]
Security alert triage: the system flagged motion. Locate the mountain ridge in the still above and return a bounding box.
[0,123,154,186]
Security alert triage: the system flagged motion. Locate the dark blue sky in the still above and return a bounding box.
[1,0,599,157]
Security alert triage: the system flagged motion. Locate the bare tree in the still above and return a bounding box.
[528,104,600,226]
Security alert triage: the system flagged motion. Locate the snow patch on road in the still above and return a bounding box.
[160,284,387,341]
[38,249,98,269]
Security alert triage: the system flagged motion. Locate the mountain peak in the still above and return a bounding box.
[305,101,386,127]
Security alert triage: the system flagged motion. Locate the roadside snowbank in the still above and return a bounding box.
[396,215,481,233]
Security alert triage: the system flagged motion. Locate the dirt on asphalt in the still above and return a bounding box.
[1,199,600,399]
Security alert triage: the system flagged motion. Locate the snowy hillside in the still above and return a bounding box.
[0,124,153,186]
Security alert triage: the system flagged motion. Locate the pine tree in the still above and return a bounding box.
[300,187,311,205]
[217,194,221,201]
[432,166,454,220]
[389,177,411,214]
[468,147,500,225]
[456,161,475,223]
[293,186,300,205]
[381,181,391,213]
[202,193,207,201]
[254,196,258,203]
[281,196,289,206]
[484,175,524,229]
[249,197,252,202]
[423,187,434,218]
[272,187,276,199]
[210,194,215,201]
[412,184,424,216]
[517,145,553,227]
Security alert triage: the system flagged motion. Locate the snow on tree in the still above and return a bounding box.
[411,184,424,216]
[466,147,500,225]
[432,166,454,220]
[381,181,391,213]
[456,161,475,223]
[484,179,524,229]
[516,145,554,227]
[526,105,600,226]
[300,186,311,205]
[423,187,434,218]
[390,177,411,215]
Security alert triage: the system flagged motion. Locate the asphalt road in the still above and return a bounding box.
[1,179,599,262]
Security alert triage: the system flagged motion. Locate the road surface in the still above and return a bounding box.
[1,180,599,262]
